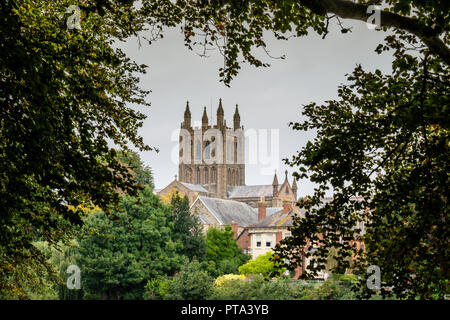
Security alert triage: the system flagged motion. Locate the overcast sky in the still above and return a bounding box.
[119,19,393,197]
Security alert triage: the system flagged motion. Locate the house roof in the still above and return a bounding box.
[248,210,295,228]
[197,214,212,225]
[195,196,258,226]
[227,185,278,198]
[248,207,306,228]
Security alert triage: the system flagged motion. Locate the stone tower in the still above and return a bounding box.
[178,99,245,198]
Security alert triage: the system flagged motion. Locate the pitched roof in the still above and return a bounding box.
[249,210,295,228]
[227,185,278,198]
[197,214,212,225]
[179,182,209,193]
[196,196,258,226]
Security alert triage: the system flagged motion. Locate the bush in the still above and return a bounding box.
[300,274,358,300]
[214,274,247,287]
[145,261,214,300]
[210,275,308,300]
[238,252,285,279]
[144,277,171,300]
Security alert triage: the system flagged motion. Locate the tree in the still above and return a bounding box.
[238,252,285,279]
[299,274,359,300]
[210,274,305,300]
[274,35,449,298]
[45,240,85,300]
[161,260,214,300]
[169,192,207,261]
[205,226,250,276]
[77,186,184,299]
[138,0,449,85]
[0,0,151,297]
[116,150,154,188]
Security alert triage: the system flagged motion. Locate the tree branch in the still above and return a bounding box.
[301,0,450,65]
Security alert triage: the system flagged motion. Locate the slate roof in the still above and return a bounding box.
[196,196,258,227]
[249,207,307,228]
[249,210,295,228]
[179,182,209,193]
[197,215,212,225]
[227,185,278,198]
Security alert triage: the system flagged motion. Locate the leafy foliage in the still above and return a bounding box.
[205,226,250,276]
[145,260,214,300]
[238,252,286,279]
[209,275,306,300]
[169,192,207,261]
[0,0,151,296]
[299,274,359,300]
[77,186,184,299]
[115,150,154,188]
[275,28,449,299]
[214,273,247,287]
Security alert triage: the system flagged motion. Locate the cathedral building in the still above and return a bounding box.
[157,98,298,209]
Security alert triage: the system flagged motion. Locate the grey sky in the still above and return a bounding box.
[119,19,393,197]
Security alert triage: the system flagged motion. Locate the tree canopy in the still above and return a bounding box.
[0,0,151,296]
[78,186,184,299]
[205,226,250,276]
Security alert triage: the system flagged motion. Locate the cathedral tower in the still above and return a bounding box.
[178,99,245,198]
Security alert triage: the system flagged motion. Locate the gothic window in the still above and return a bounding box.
[211,167,216,184]
[204,140,210,160]
[205,167,209,184]
[227,140,234,163]
[195,140,202,160]
[197,167,201,184]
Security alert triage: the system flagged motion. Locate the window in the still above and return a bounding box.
[204,140,210,159]
[211,167,216,183]
[255,234,261,248]
[227,140,234,163]
[204,167,209,184]
[195,140,202,160]
[197,168,201,184]
[265,234,274,248]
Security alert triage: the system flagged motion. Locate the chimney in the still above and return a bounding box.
[283,201,291,214]
[258,196,266,220]
[231,221,239,239]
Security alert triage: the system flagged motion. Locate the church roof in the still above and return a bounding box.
[227,185,278,198]
[179,182,209,193]
[195,196,258,226]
